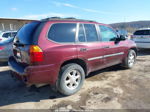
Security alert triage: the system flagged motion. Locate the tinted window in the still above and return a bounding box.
[134,30,150,35]
[78,24,86,42]
[16,21,40,44]
[2,33,11,38]
[48,23,76,43]
[99,25,117,42]
[84,24,98,42]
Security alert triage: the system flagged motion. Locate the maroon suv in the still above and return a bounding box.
[8,18,137,95]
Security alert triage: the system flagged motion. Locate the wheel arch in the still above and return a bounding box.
[60,58,88,75]
[130,47,138,56]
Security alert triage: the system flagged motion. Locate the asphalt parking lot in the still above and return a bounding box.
[0,50,150,110]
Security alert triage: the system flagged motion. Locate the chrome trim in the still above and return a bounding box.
[82,23,87,42]
[88,56,103,61]
[104,52,124,58]
[75,23,80,42]
[95,24,102,41]
[88,52,124,61]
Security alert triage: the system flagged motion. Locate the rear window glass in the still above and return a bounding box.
[84,24,98,42]
[16,21,40,44]
[48,23,76,43]
[134,30,150,35]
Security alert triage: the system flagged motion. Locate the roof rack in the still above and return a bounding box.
[41,17,97,22]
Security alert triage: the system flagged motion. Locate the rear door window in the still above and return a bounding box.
[134,30,150,35]
[84,24,99,42]
[48,23,76,43]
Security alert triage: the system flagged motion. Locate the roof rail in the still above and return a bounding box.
[41,17,61,21]
[41,17,97,22]
[64,17,76,19]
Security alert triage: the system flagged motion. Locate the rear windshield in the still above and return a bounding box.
[134,30,150,35]
[16,21,41,44]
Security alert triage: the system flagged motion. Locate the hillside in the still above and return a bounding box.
[110,21,150,33]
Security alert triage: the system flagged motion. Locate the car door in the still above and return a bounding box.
[99,25,125,67]
[76,23,105,72]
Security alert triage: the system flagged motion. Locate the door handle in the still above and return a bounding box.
[103,46,110,48]
[80,48,87,52]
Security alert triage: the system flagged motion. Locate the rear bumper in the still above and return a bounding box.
[8,56,26,74]
[8,56,59,84]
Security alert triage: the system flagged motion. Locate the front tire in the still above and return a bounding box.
[57,63,85,96]
[122,49,136,69]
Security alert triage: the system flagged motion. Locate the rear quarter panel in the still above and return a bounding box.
[37,22,78,65]
[37,22,78,83]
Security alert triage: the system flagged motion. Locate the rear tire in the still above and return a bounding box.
[57,63,85,96]
[122,49,136,69]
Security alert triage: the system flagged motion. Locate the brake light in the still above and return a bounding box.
[29,45,43,62]
[0,46,4,50]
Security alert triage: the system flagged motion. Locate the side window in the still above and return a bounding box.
[84,24,99,42]
[99,25,117,42]
[78,24,86,42]
[2,33,10,38]
[48,23,76,43]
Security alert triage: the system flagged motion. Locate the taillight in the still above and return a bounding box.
[29,45,43,62]
[0,46,4,50]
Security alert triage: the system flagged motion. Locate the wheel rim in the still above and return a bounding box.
[64,69,81,90]
[128,52,135,67]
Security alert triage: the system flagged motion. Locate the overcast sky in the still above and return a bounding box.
[1,0,150,24]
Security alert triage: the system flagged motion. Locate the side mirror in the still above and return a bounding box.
[120,35,126,40]
[115,35,126,44]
